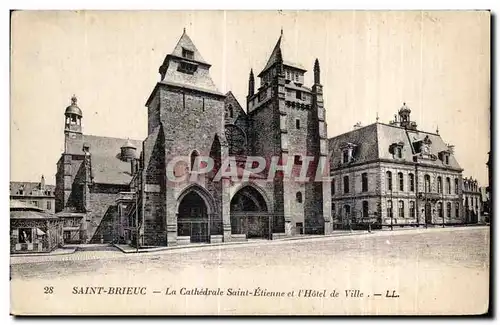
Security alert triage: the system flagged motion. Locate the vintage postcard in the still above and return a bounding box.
[9,10,490,315]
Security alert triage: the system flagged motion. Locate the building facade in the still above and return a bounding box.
[130,30,331,247]
[328,104,464,229]
[53,31,474,246]
[10,176,55,213]
[54,30,331,246]
[462,177,483,224]
[10,200,63,254]
[54,95,142,244]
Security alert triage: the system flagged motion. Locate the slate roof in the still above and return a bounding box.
[66,134,143,185]
[90,155,136,185]
[10,199,58,219]
[328,122,462,171]
[152,31,222,99]
[258,34,307,77]
[10,181,55,197]
[10,199,44,211]
[169,31,208,65]
[225,91,247,124]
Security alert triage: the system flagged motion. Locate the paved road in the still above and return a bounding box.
[10,227,490,315]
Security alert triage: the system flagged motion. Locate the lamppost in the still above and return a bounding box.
[390,187,394,231]
[441,185,445,228]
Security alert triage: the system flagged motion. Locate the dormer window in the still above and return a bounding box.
[178,61,198,74]
[182,48,194,60]
[438,150,451,165]
[389,142,404,159]
[396,147,402,158]
[340,142,357,164]
[342,150,349,164]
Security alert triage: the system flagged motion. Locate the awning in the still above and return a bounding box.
[36,228,45,236]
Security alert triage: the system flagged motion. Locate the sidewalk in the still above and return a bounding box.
[10,247,77,258]
[114,230,371,254]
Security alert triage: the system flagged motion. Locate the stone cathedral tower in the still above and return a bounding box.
[246,32,332,235]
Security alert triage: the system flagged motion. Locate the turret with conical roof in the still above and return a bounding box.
[120,139,137,161]
[64,94,83,139]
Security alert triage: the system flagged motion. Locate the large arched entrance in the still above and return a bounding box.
[230,186,270,239]
[177,191,210,243]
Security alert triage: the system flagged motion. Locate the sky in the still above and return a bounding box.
[10,10,490,186]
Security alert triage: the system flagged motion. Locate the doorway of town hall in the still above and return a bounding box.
[230,185,271,239]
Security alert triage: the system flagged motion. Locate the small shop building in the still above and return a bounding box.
[10,200,63,254]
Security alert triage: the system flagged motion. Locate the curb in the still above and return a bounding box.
[113,230,371,254]
[10,247,77,258]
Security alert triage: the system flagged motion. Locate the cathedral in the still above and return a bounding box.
[55,30,332,245]
[55,30,472,246]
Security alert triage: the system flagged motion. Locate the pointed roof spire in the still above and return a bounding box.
[436,125,439,135]
[258,31,306,77]
[168,31,209,65]
[314,58,320,84]
[248,68,255,96]
[281,27,283,36]
[376,112,380,122]
[183,27,186,34]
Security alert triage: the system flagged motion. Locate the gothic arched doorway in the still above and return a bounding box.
[177,191,210,243]
[230,186,270,239]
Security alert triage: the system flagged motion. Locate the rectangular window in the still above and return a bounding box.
[294,155,302,165]
[454,178,459,194]
[399,173,404,191]
[18,228,32,244]
[447,202,451,219]
[438,202,443,219]
[398,201,404,218]
[178,61,197,74]
[46,201,51,210]
[409,174,415,192]
[31,201,38,207]
[342,150,349,164]
[295,119,300,129]
[387,200,393,218]
[424,175,431,192]
[410,201,415,219]
[343,176,349,194]
[446,178,451,194]
[396,147,402,158]
[445,155,449,165]
[362,201,369,219]
[182,48,194,60]
[331,179,336,195]
[296,90,302,100]
[386,172,393,191]
[361,173,368,192]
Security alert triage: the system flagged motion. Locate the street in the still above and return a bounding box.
[10,226,490,315]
